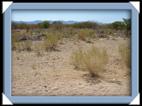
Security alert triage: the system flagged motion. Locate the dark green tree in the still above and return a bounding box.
[42,21,50,28]
[38,21,50,28]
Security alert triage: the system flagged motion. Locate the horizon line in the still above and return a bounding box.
[12,19,130,24]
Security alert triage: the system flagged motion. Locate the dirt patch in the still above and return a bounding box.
[12,38,131,96]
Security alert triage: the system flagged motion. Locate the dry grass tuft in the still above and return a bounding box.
[119,43,130,68]
[71,46,108,77]
[77,29,95,42]
[43,33,59,51]
[13,40,32,52]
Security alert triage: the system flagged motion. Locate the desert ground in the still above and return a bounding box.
[12,37,130,96]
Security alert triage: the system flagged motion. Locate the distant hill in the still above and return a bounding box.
[13,20,42,24]
[13,20,79,25]
[62,21,78,24]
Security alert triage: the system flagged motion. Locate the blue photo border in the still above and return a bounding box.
[3,3,139,104]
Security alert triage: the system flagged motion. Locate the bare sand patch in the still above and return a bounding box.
[12,38,130,96]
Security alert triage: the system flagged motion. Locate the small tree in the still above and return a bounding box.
[38,21,50,28]
[123,18,131,37]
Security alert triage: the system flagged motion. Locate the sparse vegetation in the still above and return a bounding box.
[72,21,97,29]
[71,48,86,70]
[119,43,130,68]
[12,19,131,96]
[77,29,95,42]
[34,43,45,57]
[12,14,131,96]
[43,33,59,51]
[13,40,32,52]
[22,40,32,51]
[71,46,108,77]
[12,19,131,50]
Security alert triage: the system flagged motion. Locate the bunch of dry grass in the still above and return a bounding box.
[77,29,95,42]
[14,40,32,52]
[34,42,45,57]
[44,33,59,51]
[12,32,20,50]
[119,43,130,68]
[71,46,108,77]
[71,48,86,70]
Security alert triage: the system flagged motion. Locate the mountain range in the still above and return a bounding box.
[12,20,80,24]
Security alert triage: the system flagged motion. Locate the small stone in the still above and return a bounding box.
[43,85,47,88]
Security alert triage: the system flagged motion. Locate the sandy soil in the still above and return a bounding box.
[12,37,131,96]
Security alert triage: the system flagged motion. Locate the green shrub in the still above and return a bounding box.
[71,46,108,77]
[38,21,50,28]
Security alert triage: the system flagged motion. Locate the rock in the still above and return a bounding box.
[43,85,47,88]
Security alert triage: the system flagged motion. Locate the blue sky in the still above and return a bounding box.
[12,10,130,23]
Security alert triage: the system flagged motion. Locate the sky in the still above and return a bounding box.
[12,10,130,24]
